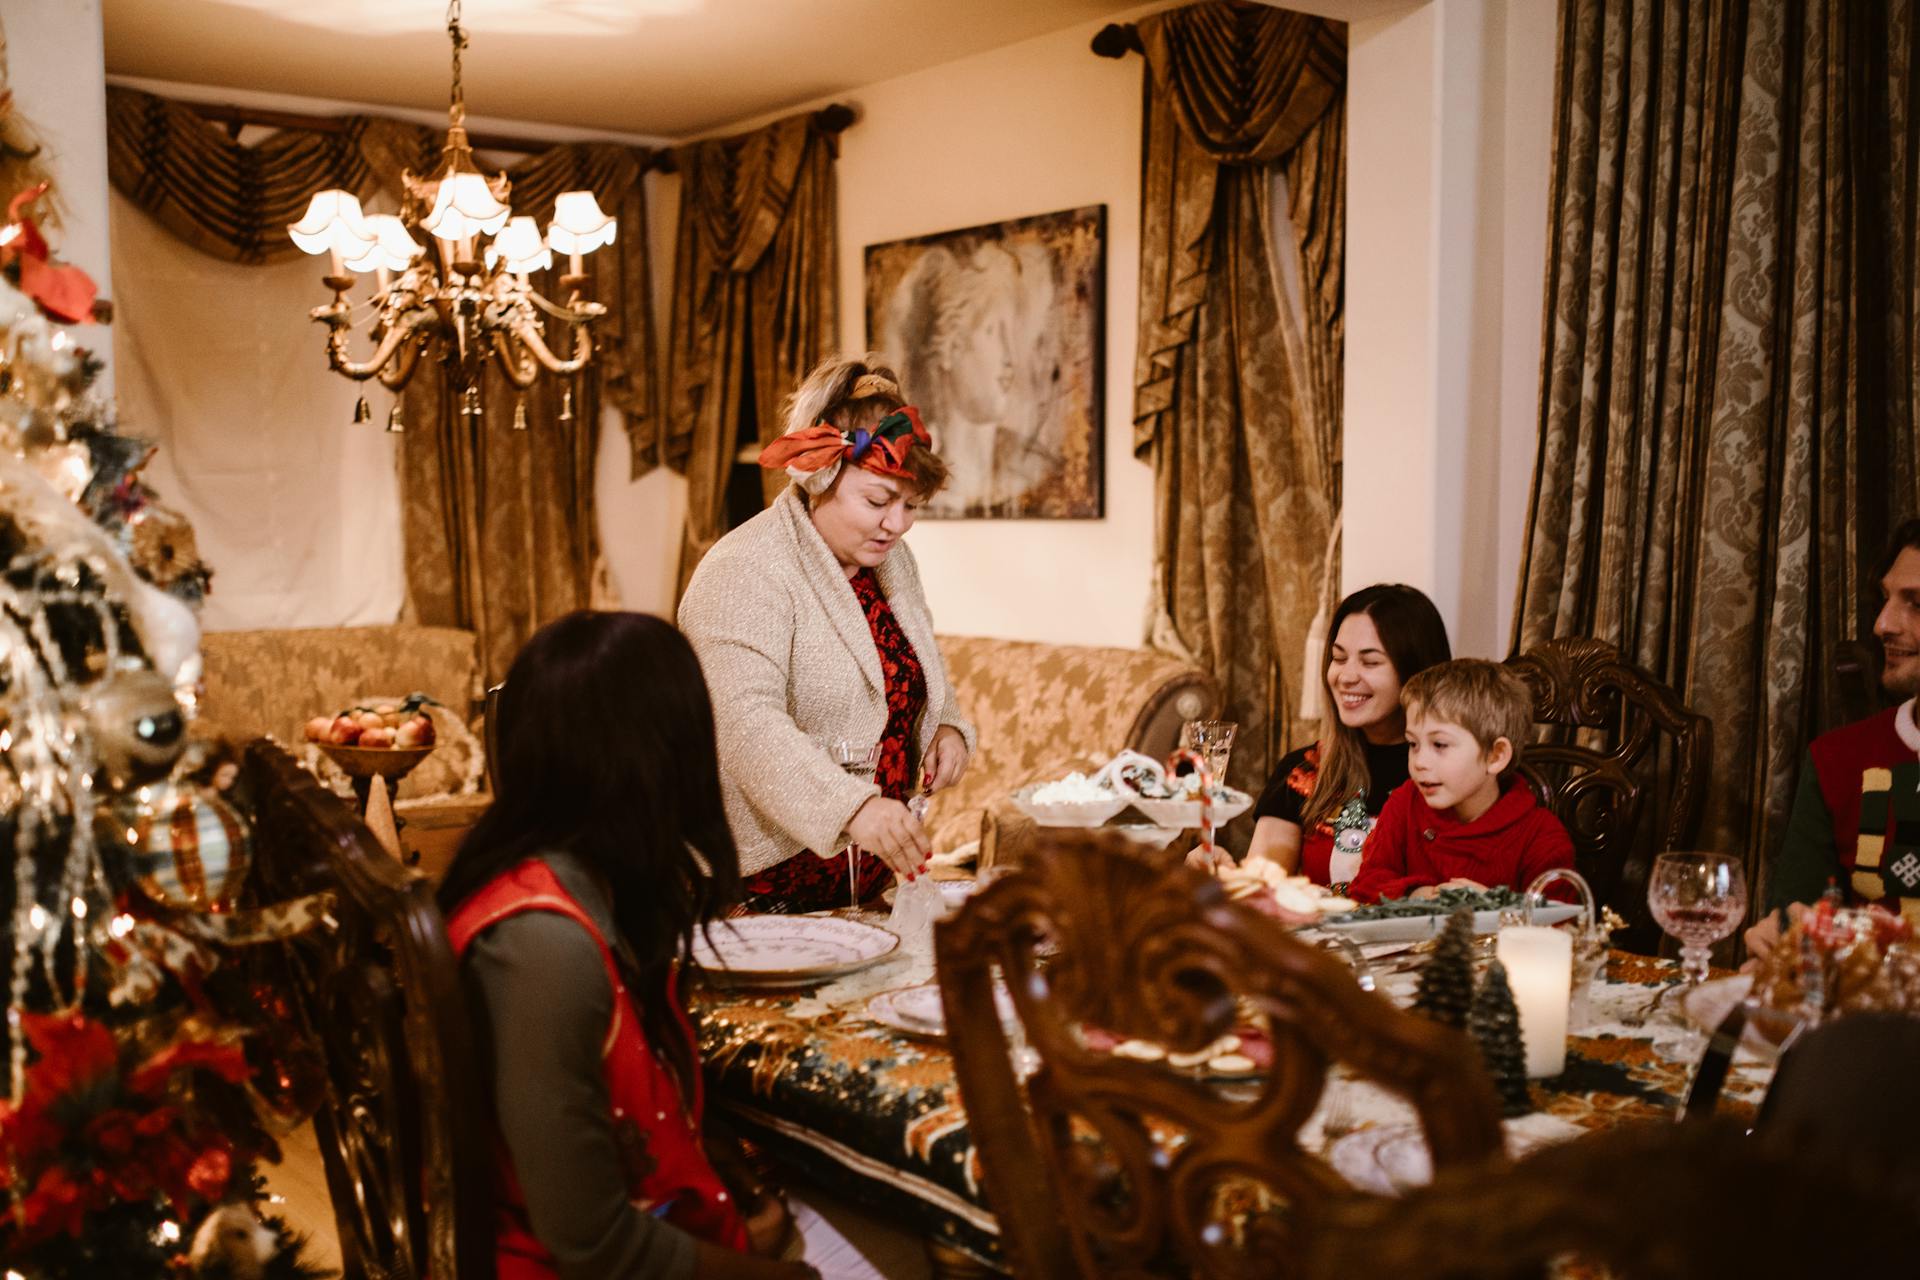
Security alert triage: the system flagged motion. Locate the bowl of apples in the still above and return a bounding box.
[305,693,440,783]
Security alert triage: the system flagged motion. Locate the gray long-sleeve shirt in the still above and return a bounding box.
[462,853,699,1280]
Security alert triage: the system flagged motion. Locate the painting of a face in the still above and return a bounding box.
[865,206,1105,519]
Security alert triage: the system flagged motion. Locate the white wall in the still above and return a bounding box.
[1341,0,1556,657]
[6,0,114,384]
[604,6,1174,644]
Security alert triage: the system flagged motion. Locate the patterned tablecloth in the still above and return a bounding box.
[694,947,1774,1272]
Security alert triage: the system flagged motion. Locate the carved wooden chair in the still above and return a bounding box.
[243,740,495,1280]
[1504,638,1712,944]
[934,830,1505,1279]
[1302,1115,1919,1278]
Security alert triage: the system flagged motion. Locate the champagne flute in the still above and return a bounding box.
[827,739,880,911]
[1647,852,1747,1028]
[1180,720,1238,786]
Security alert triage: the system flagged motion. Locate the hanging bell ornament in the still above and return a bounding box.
[512,399,528,431]
[386,402,404,433]
[558,387,574,424]
[353,395,371,425]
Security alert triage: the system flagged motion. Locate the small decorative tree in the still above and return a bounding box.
[1411,906,1475,1030]
[1470,958,1534,1117]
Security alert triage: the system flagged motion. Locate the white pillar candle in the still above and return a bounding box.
[1496,925,1573,1077]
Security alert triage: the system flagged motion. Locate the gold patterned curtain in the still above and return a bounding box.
[103,87,664,682]
[1133,1,1346,817]
[664,112,838,593]
[1515,0,1920,914]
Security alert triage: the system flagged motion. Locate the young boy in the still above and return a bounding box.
[1348,659,1574,903]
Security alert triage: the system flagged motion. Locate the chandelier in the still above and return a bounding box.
[286,0,616,432]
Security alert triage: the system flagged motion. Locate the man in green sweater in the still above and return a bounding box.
[1747,522,1920,962]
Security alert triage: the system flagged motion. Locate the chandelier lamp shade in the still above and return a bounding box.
[286,0,613,428]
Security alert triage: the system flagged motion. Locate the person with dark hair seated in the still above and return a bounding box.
[439,612,816,1280]
[1748,520,1920,962]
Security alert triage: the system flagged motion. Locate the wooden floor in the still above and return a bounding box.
[266,1124,932,1279]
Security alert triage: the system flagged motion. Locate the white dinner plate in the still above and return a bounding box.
[1317,903,1582,944]
[866,979,1015,1039]
[689,914,898,984]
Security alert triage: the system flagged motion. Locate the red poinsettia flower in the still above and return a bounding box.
[19,1011,119,1098]
[2,183,99,324]
[17,1166,95,1243]
[127,1035,251,1096]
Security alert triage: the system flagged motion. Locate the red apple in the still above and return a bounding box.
[359,726,396,749]
[357,710,387,731]
[305,715,334,743]
[328,715,362,746]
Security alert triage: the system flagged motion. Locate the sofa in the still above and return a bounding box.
[925,635,1222,865]
[197,623,1220,871]
[197,624,488,805]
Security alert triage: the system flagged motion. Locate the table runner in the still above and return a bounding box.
[694,949,1773,1271]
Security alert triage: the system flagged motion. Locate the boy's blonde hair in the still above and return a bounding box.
[1400,659,1534,770]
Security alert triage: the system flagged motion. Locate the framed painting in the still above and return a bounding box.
[864,205,1106,519]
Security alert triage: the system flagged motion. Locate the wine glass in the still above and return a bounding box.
[1180,720,1238,785]
[1647,852,1747,992]
[825,739,880,911]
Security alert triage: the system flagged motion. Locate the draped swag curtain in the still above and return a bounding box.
[1133,2,1347,813]
[1514,0,1920,913]
[104,87,662,681]
[665,112,838,593]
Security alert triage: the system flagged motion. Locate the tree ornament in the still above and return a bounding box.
[1470,958,1534,1117]
[1411,905,1476,1030]
[98,780,252,912]
[77,666,187,790]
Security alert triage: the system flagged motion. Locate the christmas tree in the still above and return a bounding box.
[1470,958,1533,1117]
[1411,906,1476,1029]
[0,29,329,1277]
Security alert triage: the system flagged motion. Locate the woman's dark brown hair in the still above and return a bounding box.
[1300,584,1453,830]
[439,611,739,1094]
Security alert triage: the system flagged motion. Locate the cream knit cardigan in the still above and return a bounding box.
[678,485,978,877]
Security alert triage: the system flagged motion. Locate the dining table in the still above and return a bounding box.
[693,924,1775,1278]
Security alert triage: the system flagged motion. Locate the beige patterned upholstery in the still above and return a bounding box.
[926,635,1221,861]
[198,626,485,802]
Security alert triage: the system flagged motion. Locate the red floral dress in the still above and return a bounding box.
[739,568,927,913]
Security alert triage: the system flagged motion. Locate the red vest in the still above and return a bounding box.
[447,860,748,1278]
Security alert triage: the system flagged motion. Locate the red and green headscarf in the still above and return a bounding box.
[757,408,932,495]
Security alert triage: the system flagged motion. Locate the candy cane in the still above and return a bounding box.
[1170,748,1214,863]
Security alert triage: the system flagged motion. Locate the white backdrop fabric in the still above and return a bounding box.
[109,191,405,631]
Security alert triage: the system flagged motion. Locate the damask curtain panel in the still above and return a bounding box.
[664,111,838,594]
[1132,1,1347,811]
[1515,0,1920,911]
[105,88,662,678]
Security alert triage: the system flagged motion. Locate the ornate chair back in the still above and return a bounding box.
[934,831,1505,1280]
[244,740,495,1280]
[1504,638,1712,941]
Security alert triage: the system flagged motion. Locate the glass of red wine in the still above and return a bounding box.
[1648,852,1748,993]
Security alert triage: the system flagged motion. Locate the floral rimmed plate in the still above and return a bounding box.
[689,914,898,985]
[866,979,1016,1039]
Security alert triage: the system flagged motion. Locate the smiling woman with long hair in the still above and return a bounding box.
[439,612,814,1280]
[1245,585,1451,890]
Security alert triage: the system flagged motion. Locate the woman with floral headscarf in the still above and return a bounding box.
[678,355,976,914]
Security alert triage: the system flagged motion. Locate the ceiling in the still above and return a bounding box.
[102,0,1156,139]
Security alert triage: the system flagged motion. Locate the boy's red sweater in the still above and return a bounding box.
[1348,778,1575,904]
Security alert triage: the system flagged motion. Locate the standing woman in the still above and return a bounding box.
[679,355,976,914]
[440,612,815,1279]
[1246,585,1451,890]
